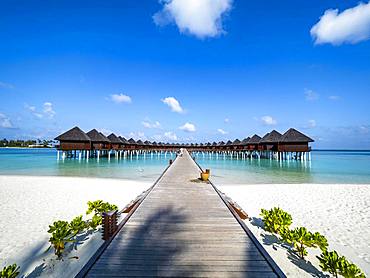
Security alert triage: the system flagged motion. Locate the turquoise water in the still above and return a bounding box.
[0,148,370,184]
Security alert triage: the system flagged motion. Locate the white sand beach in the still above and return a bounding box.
[218,183,370,277]
[0,175,151,277]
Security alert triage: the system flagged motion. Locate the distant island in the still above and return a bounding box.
[0,139,56,148]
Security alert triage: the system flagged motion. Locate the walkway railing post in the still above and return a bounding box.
[102,210,118,241]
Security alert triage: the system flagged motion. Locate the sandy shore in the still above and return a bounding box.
[218,183,370,277]
[0,175,151,277]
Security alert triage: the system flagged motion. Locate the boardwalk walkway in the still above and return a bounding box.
[83,150,284,277]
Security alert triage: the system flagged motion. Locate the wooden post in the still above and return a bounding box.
[169,159,173,165]
[102,210,118,241]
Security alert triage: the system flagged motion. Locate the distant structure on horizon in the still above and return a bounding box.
[54,126,314,161]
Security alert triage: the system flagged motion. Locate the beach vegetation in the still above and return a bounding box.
[0,264,20,278]
[260,207,292,234]
[86,200,118,230]
[317,250,365,278]
[281,227,328,259]
[69,215,88,235]
[47,221,75,259]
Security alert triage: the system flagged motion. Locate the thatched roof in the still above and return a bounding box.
[136,140,144,145]
[240,137,250,145]
[206,142,212,146]
[226,140,233,146]
[218,141,225,146]
[107,133,123,144]
[86,129,110,143]
[232,139,241,145]
[248,134,262,144]
[260,130,282,144]
[212,142,217,146]
[55,126,90,142]
[280,128,314,143]
[144,140,152,145]
[118,136,128,144]
[128,138,137,145]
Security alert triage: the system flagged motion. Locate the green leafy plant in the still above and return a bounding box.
[86,200,118,230]
[86,200,118,217]
[260,207,292,234]
[339,259,366,278]
[0,264,20,278]
[47,221,74,259]
[317,250,365,278]
[69,215,88,236]
[89,214,102,230]
[282,227,328,259]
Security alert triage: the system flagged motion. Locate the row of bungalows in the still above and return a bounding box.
[55,126,313,160]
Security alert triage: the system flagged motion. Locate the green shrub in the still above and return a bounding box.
[282,227,328,259]
[47,221,74,259]
[89,214,102,230]
[0,264,20,278]
[69,215,88,235]
[86,200,118,230]
[317,250,365,278]
[86,200,118,217]
[260,207,292,234]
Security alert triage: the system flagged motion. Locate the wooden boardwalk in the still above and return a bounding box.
[83,150,284,277]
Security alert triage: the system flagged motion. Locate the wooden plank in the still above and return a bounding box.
[81,149,285,278]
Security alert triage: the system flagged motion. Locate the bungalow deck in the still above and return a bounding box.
[78,149,285,277]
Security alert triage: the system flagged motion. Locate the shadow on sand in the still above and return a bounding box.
[250,217,328,278]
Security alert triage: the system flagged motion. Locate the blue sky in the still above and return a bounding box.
[0,0,369,149]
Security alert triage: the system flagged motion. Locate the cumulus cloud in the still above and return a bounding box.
[161,97,184,113]
[142,120,161,129]
[110,94,132,104]
[164,131,178,141]
[153,0,232,38]
[179,122,196,132]
[311,2,370,45]
[0,113,13,128]
[224,118,230,123]
[43,102,56,118]
[304,89,319,101]
[261,116,277,126]
[0,81,15,89]
[308,119,317,128]
[217,128,228,135]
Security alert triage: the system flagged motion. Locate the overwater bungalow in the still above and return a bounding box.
[86,129,110,151]
[55,126,91,151]
[259,130,282,151]
[247,134,262,151]
[279,128,314,152]
[107,133,125,150]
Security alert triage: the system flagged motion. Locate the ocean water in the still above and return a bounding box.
[0,148,370,184]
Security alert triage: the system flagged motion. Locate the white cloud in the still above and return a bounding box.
[179,122,196,132]
[217,128,228,135]
[142,120,161,129]
[311,2,370,45]
[128,131,146,140]
[304,89,319,101]
[161,97,184,113]
[164,131,178,141]
[110,94,132,104]
[261,116,277,126]
[329,95,340,101]
[308,119,317,128]
[224,118,230,123]
[153,0,232,39]
[0,81,14,89]
[43,102,56,118]
[0,113,13,128]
